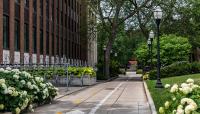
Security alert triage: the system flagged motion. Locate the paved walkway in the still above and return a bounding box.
[30,72,151,114]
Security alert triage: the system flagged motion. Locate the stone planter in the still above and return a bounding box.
[69,75,83,86]
[69,75,96,86]
[48,76,69,86]
[82,75,96,85]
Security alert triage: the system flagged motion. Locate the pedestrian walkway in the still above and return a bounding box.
[30,72,151,114]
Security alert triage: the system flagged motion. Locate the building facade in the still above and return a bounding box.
[0,0,91,65]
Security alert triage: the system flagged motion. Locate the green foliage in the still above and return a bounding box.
[68,67,96,78]
[110,60,120,77]
[136,69,143,74]
[0,68,58,113]
[96,60,120,80]
[135,34,192,68]
[149,62,200,80]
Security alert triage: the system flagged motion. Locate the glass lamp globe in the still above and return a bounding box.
[154,6,163,20]
[149,30,154,39]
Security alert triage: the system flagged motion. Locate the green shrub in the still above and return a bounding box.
[135,34,192,68]
[149,62,200,80]
[136,69,143,74]
[68,67,96,78]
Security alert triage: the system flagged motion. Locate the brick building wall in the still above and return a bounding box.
[0,0,88,65]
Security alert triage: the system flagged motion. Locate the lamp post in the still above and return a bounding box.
[103,46,106,77]
[154,6,164,88]
[149,30,155,69]
[114,53,118,57]
[147,38,151,67]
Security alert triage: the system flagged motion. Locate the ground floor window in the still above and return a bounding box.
[24,24,29,52]
[3,15,9,49]
[15,20,20,51]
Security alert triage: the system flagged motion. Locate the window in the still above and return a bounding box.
[24,24,29,52]
[46,32,49,55]
[33,27,37,53]
[40,0,43,16]
[52,34,54,55]
[15,0,20,3]
[40,30,43,54]
[57,36,59,55]
[24,0,29,8]
[61,37,63,56]
[3,0,9,14]
[15,20,20,51]
[3,15,9,49]
[46,0,49,18]
[33,0,37,12]
[52,0,54,22]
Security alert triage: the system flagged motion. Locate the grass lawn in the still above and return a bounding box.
[146,73,200,111]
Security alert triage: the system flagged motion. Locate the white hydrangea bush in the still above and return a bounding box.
[159,78,200,114]
[0,67,58,114]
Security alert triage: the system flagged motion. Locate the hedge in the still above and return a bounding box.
[149,61,200,80]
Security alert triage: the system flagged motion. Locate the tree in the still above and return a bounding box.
[89,0,152,79]
[135,34,192,68]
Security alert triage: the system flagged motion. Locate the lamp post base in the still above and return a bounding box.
[155,81,164,88]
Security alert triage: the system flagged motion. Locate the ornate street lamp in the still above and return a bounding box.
[114,53,118,57]
[149,30,154,69]
[154,6,164,88]
[147,38,151,71]
[103,46,106,77]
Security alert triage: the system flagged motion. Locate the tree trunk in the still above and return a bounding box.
[105,29,117,79]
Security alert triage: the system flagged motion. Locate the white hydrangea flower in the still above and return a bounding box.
[28,104,33,110]
[35,77,40,82]
[172,110,176,114]
[176,108,184,114]
[165,84,171,89]
[20,80,26,85]
[22,71,32,78]
[7,87,15,95]
[22,91,27,96]
[0,68,5,72]
[3,88,8,94]
[27,82,33,89]
[186,78,194,84]
[4,70,10,73]
[13,74,19,80]
[40,83,46,88]
[6,67,11,71]
[181,87,192,95]
[12,69,21,74]
[181,83,189,88]
[191,84,199,89]
[170,84,179,93]
[172,97,176,101]
[11,91,19,97]
[185,105,196,114]
[1,83,7,89]
[15,107,21,114]
[159,107,165,114]
[181,98,196,107]
[177,105,183,109]
[0,79,5,84]
[164,101,170,109]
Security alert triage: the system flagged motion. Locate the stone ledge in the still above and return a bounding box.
[143,81,157,114]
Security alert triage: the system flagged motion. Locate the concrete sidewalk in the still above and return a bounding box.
[30,72,152,114]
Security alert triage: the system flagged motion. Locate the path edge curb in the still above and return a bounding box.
[143,81,157,114]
